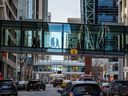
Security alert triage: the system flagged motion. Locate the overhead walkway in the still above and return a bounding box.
[33,60,85,75]
[0,20,128,57]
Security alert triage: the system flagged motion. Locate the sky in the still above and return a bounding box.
[48,0,80,22]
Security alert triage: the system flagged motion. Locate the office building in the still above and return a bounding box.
[0,0,18,79]
[118,0,128,80]
[81,0,118,24]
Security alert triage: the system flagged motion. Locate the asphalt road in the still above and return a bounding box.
[18,84,61,96]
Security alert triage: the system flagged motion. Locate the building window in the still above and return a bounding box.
[112,63,118,71]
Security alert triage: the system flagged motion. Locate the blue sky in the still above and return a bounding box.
[48,0,80,22]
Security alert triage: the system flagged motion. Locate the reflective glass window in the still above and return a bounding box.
[22,22,42,48]
[1,21,21,47]
[63,24,83,49]
[43,23,63,52]
[104,26,125,51]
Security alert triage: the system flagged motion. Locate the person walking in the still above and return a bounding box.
[32,36,36,47]
[51,37,55,48]
[56,38,60,48]
[36,35,40,47]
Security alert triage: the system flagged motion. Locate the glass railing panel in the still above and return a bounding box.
[1,20,21,47]
[84,24,102,51]
[43,22,63,52]
[63,24,83,53]
[22,21,42,48]
[104,25,125,52]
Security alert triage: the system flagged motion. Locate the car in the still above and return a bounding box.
[26,80,40,91]
[26,80,46,91]
[57,80,102,96]
[79,74,94,81]
[0,80,18,96]
[61,80,71,88]
[53,78,63,87]
[16,80,28,90]
[108,80,128,96]
[37,81,46,90]
[100,82,110,96]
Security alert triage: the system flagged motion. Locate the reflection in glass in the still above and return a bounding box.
[1,27,21,46]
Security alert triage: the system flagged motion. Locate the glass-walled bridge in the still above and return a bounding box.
[0,20,128,57]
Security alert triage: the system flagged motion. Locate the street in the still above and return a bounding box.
[18,84,61,96]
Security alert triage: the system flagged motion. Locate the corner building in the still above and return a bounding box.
[0,0,18,79]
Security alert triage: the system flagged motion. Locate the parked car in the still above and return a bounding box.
[26,80,46,91]
[57,80,102,96]
[108,80,128,96]
[53,78,63,87]
[16,80,28,90]
[0,80,18,96]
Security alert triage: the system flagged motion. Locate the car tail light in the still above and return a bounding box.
[68,92,74,96]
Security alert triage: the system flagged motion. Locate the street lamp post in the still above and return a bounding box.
[15,56,18,82]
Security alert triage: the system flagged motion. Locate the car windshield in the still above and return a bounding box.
[0,80,13,84]
[73,84,101,95]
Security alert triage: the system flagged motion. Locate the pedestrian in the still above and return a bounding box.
[32,36,36,47]
[0,72,3,80]
[36,35,40,47]
[51,37,55,47]
[8,35,11,46]
[77,40,80,49]
[56,38,60,48]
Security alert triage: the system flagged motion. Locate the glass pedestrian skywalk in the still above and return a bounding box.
[0,20,128,56]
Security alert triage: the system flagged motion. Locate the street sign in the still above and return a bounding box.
[70,48,77,54]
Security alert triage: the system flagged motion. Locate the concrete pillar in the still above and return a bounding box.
[118,58,124,80]
[85,56,92,74]
[118,0,121,23]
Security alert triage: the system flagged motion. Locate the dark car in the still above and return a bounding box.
[108,80,128,96]
[57,80,102,96]
[0,80,18,96]
[79,74,94,81]
[37,81,46,90]
[16,81,28,90]
[26,80,46,91]
[53,78,63,87]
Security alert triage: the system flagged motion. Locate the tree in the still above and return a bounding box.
[17,53,27,81]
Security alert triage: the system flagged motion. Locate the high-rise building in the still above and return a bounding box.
[81,0,118,24]
[18,0,48,21]
[118,0,128,25]
[0,0,18,20]
[31,0,48,21]
[17,0,28,19]
[0,0,18,80]
[118,0,128,80]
